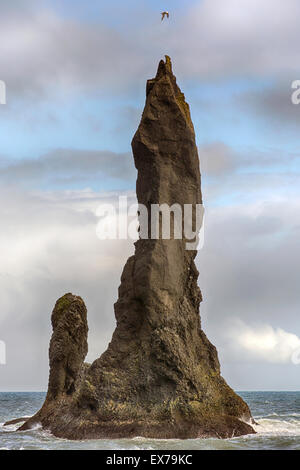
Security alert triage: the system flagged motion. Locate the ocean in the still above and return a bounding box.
[0,391,299,450]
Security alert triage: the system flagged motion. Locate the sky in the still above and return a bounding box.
[1,0,300,391]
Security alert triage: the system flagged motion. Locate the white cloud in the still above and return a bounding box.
[199,142,238,175]
[0,149,135,187]
[2,0,300,102]
[198,192,300,387]
[179,0,300,79]
[0,187,136,389]
[225,320,300,364]
[0,5,147,100]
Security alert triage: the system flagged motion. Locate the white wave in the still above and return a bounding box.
[29,422,42,431]
[0,423,21,432]
[254,417,300,436]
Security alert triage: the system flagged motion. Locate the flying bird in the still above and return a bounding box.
[161,11,169,21]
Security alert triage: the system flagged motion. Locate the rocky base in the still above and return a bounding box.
[19,410,254,440]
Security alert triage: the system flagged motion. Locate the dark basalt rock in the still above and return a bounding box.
[18,293,88,432]
[13,57,255,439]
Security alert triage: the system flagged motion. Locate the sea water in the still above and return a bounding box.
[0,391,300,450]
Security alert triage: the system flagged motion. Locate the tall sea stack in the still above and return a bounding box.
[17,57,255,439]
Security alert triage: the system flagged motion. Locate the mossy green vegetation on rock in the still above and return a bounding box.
[14,57,255,440]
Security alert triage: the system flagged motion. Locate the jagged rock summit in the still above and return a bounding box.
[16,57,255,439]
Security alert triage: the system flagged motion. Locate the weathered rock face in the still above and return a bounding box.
[19,294,88,431]
[17,57,254,439]
[47,293,88,400]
